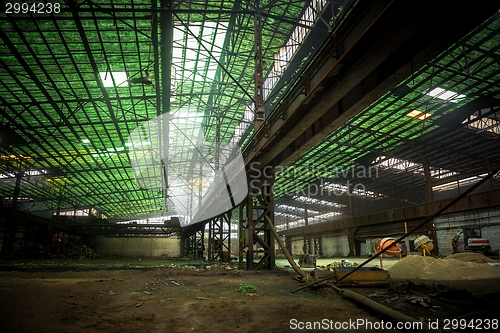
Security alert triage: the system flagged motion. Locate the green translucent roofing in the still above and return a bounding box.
[0,0,319,220]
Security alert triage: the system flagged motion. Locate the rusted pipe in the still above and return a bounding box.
[264,215,311,282]
[332,286,445,333]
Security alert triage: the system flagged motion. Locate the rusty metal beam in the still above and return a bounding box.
[282,187,500,237]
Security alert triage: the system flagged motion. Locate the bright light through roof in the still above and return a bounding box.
[406,110,432,120]
[99,71,128,87]
[425,87,465,102]
[172,22,227,82]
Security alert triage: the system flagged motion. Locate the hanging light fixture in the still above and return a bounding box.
[130,14,154,85]
[131,70,152,85]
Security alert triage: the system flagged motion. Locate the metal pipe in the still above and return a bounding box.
[332,286,442,333]
[264,215,310,281]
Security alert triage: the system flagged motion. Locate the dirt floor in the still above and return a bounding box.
[1,258,499,333]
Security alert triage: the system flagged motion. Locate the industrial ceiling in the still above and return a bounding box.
[1,1,500,227]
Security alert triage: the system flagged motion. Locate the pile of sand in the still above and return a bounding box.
[388,255,500,280]
[443,252,494,263]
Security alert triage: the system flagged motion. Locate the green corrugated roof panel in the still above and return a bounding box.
[0,0,310,219]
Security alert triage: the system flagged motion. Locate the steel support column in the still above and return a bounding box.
[253,7,264,131]
[241,176,275,270]
[303,205,310,255]
[179,222,205,258]
[179,233,188,257]
[239,202,245,269]
[423,164,438,255]
[313,236,321,255]
[207,212,231,262]
[11,172,22,210]
[195,228,204,259]
[302,237,310,254]
[1,173,22,256]
[285,237,292,256]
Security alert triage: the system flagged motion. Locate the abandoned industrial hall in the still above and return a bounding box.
[2,0,500,332]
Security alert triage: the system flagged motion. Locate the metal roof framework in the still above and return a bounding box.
[1,1,500,229]
[0,0,346,221]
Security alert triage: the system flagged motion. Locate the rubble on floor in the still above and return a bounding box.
[317,259,358,271]
[65,246,101,259]
[388,255,500,280]
[0,258,240,272]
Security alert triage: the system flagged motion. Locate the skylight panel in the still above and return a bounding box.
[99,71,128,87]
[374,156,458,180]
[406,109,432,120]
[319,182,383,199]
[287,211,343,227]
[172,22,227,83]
[425,87,465,103]
[432,174,486,192]
[292,195,347,207]
[276,203,320,213]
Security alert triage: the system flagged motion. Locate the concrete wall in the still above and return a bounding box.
[285,207,500,258]
[96,237,180,257]
[434,207,500,256]
[289,233,349,257]
[362,239,374,256]
[290,239,305,255]
[320,233,349,256]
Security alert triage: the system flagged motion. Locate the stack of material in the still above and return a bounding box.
[388,255,500,280]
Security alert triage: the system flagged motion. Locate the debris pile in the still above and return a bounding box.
[165,262,238,271]
[388,255,500,280]
[299,254,316,268]
[66,246,101,259]
[318,260,358,271]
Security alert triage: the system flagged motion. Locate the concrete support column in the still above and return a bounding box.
[343,227,358,256]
